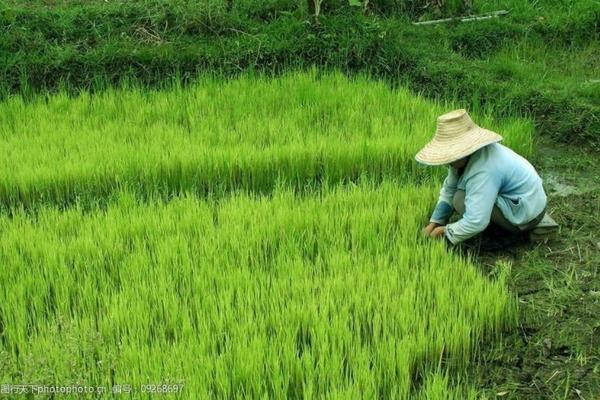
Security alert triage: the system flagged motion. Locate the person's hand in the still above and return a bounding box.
[422,222,439,236]
[430,226,446,239]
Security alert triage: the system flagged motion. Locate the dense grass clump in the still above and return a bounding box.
[0,71,533,397]
[0,182,516,398]
[0,69,533,211]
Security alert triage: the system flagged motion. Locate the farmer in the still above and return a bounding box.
[416,109,548,249]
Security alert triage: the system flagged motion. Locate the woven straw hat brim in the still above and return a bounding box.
[415,126,503,166]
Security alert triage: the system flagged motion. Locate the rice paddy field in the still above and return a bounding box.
[1,0,598,397]
[0,70,535,398]
[0,70,532,210]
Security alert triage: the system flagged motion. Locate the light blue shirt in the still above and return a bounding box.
[429,143,547,244]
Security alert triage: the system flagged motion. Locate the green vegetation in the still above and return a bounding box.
[0,70,532,211]
[0,71,532,398]
[1,0,597,145]
[0,0,597,397]
[0,182,513,398]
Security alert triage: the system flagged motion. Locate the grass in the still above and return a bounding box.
[0,69,533,211]
[0,0,596,397]
[0,0,597,146]
[0,182,515,398]
[468,137,600,398]
[0,70,536,398]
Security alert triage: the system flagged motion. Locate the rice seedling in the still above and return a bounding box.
[0,70,533,398]
[0,181,517,398]
[0,68,533,211]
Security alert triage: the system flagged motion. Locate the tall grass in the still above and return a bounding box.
[0,70,534,397]
[0,181,517,398]
[0,69,534,211]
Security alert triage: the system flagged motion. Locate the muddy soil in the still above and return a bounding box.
[470,138,599,399]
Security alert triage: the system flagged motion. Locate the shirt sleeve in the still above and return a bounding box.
[429,167,459,225]
[444,170,501,244]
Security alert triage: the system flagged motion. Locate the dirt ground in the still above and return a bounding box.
[470,138,600,399]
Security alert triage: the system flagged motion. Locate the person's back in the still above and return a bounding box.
[463,142,546,228]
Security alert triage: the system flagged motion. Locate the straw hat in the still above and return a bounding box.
[415,109,503,166]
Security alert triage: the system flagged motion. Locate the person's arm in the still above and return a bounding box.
[444,170,500,244]
[429,167,459,225]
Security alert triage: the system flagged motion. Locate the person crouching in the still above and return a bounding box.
[416,109,547,250]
